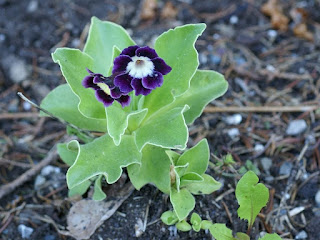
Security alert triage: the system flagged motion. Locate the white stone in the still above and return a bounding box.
[9,58,29,83]
[23,102,32,111]
[41,165,61,176]
[229,15,239,24]
[266,64,276,72]
[225,114,242,125]
[254,144,264,153]
[315,190,320,207]
[260,157,272,172]
[286,119,307,135]
[295,230,308,239]
[18,224,34,239]
[34,175,46,189]
[227,128,240,139]
[267,29,277,39]
[27,0,38,12]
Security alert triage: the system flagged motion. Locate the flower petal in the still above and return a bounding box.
[152,57,172,75]
[116,95,131,107]
[131,78,152,96]
[136,46,158,59]
[86,68,94,74]
[141,71,163,90]
[110,87,122,99]
[114,73,134,93]
[113,55,132,74]
[120,45,139,57]
[82,76,99,90]
[95,89,114,107]
[93,74,104,83]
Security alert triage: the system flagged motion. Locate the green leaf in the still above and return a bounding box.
[66,126,93,144]
[200,220,213,230]
[93,175,106,201]
[144,24,206,117]
[173,163,189,191]
[175,220,192,232]
[171,70,228,124]
[165,150,180,165]
[170,188,195,221]
[209,224,236,240]
[52,48,105,119]
[134,106,189,151]
[236,171,269,228]
[57,143,78,166]
[127,144,171,194]
[83,17,135,75]
[68,180,91,197]
[67,134,141,189]
[186,174,221,195]
[190,213,202,232]
[40,84,107,132]
[236,232,250,240]
[106,103,148,146]
[180,172,203,187]
[160,211,179,225]
[259,233,282,240]
[176,139,209,175]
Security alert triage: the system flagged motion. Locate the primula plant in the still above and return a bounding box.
[40,17,228,230]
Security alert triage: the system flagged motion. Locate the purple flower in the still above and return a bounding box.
[112,45,172,96]
[82,69,131,107]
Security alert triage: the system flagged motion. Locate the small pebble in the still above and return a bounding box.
[254,144,264,154]
[225,114,242,125]
[286,119,307,135]
[264,176,274,183]
[18,224,34,239]
[23,102,32,111]
[212,33,221,40]
[210,54,221,64]
[227,128,240,139]
[279,162,293,175]
[27,0,38,13]
[0,33,5,42]
[229,15,239,24]
[34,175,46,189]
[44,235,56,240]
[9,58,30,83]
[260,157,272,172]
[295,230,308,239]
[315,190,320,207]
[199,53,208,64]
[41,165,61,176]
[266,64,276,72]
[267,29,277,41]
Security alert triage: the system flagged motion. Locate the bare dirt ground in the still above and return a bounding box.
[0,0,320,239]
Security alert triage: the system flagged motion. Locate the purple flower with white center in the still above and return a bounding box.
[112,45,172,96]
[82,69,130,107]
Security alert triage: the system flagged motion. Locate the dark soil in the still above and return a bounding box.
[1,0,320,239]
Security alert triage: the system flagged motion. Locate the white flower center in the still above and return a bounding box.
[126,56,154,78]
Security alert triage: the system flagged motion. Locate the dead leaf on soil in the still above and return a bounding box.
[290,8,314,42]
[59,183,134,240]
[261,0,289,31]
[141,0,157,20]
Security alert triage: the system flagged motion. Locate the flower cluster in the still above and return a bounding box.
[82,45,172,107]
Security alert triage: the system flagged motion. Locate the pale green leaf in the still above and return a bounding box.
[259,233,282,240]
[180,172,203,187]
[236,171,269,228]
[106,102,148,145]
[52,48,105,119]
[170,70,228,124]
[186,174,221,195]
[144,24,206,117]
[57,143,78,166]
[93,175,106,201]
[68,180,91,197]
[201,220,212,230]
[170,188,195,221]
[134,106,189,151]
[67,134,141,188]
[176,139,209,175]
[165,150,180,165]
[175,220,192,232]
[173,163,189,191]
[40,84,107,132]
[209,224,236,240]
[160,211,179,225]
[191,213,202,232]
[83,17,135,75]
[236,232,250,240]
[127,144,171,194]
